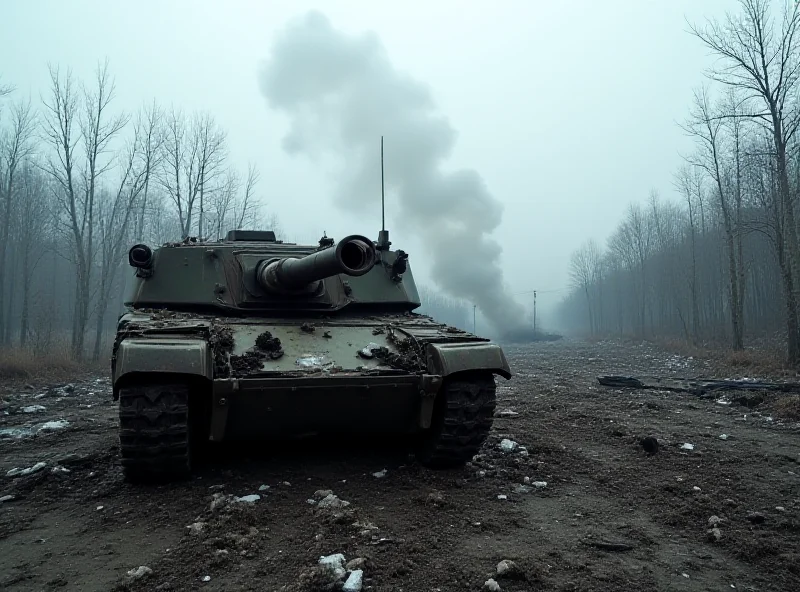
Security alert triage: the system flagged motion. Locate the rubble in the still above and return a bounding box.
[186,522,206,535]
[496,559,523,579]
[317,494,351,509]
[235,494,261,504]
[342,569,363,592]
[499,439,518,453]
[7,462,46,477]
[22,405,46,413]
[346,558,367,571]
[127,566,153,579]
[318,553,347,580]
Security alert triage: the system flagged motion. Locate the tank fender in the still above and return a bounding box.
[112,338,212,399]
[425,342,512,380]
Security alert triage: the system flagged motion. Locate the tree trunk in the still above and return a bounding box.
[19,243,30,347]
[725,228,744,350]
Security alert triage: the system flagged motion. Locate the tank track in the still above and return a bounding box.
[417,373,497,467]
[118,381,191,482]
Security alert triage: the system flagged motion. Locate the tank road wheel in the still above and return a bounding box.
[118,380,191,482]
[416,372,497,468]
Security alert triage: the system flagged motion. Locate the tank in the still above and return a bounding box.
[111,228,512,482]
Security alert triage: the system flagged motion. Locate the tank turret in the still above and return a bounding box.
[256,234,376,293]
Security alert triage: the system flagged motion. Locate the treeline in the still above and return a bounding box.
[558,0,800,364]
[0,61,278,360]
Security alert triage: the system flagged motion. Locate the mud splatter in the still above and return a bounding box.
[359,331,425,372]
[210,325,235,378]
[228,331,286,377]
[254,331,285,359]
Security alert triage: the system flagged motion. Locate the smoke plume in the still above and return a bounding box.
[259,11,526,335]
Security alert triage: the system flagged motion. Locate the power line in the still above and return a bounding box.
[514,288,566,296]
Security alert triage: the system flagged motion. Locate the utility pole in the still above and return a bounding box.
[533,290,537,333]
[473,305,477,334]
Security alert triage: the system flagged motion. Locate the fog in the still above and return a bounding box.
[4,0,791,355]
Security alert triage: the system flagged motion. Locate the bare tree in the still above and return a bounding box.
[236,162,261,229]
[41,61,128,358]
[193,112,227,238]
[690,0,800,357]
[569,240,602,335]
[91,131,152,360]
[0,97,36,343]
[674,165,703,342]
[159,109,227,239]
[16,162,51,346]
[681,86,745,349]
[210,167,240,240]
[0,77,13,98]
[133,100,164,242]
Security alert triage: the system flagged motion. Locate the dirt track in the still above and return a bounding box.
[1,339,798,592]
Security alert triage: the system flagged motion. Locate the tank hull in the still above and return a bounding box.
[213,375,425,440]
[112,310,510,480]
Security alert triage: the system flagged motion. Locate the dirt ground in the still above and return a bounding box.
[1,338,798,592]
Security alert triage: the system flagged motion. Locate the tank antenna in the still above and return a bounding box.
[377,135,391,250]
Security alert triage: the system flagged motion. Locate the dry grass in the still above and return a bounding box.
[652,337,791,375]
[723,348,789,372]
[0,346,107,383]
[773,395,800,421]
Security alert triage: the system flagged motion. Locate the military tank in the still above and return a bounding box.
[111,228,511,482]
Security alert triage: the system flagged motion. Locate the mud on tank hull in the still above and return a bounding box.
[112,311,511,482]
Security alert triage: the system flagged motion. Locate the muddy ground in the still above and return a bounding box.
[1,339,798,592]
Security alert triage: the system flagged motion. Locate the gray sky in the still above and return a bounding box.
[1,0,733,326]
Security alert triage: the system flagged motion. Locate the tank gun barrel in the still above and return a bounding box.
[256,234,377,292]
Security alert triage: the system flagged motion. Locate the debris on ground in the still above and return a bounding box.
[21,405,46,413]
[496,559,523,579]
[319,553,347,580]
[342,569,363,592]
[598,375,800,396]
[317,493,351,509]
[484,578,502,591]
[640,436,659,454]
[127,566,153,580]
[499,439,518,453]
[235,494,261,504]
[6,461,46,477]
[747,511,766,524]
[38,420,69,432]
